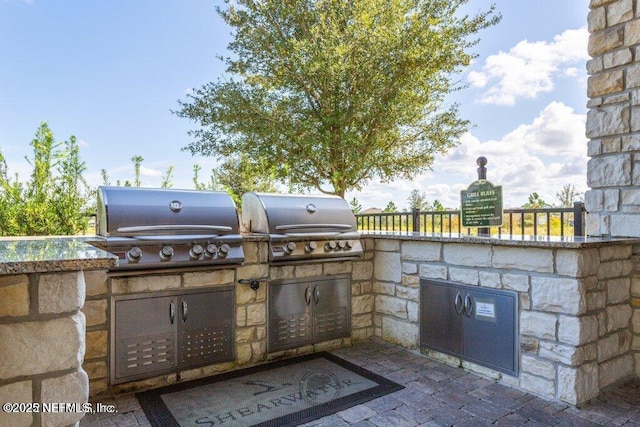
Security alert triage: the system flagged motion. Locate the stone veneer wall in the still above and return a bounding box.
[371,238,635,405]
[0,270,106,427]
[91,239,374,396]
[585,0,640,385]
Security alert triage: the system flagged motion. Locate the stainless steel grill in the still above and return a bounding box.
[241,192,363,262]
[94,186,244,270]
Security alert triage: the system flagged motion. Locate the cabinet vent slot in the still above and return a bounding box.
[117,333,175,377]
[180,325,232,367]
[273,313,312,345]
[315,308,347,334]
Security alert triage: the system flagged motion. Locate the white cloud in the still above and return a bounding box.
[140,165,163,178]
[469,28,589,105]
[351,101,589,209]
[501,102,586,156]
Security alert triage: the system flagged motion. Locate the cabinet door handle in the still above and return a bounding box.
[182,300,188,323]
[464,294,473,317]
[305,286,312,306]
[454,292,464,315]
[313,286,320,304]
[169,301,176,324]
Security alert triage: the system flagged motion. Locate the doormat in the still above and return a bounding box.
[136,352,404,427]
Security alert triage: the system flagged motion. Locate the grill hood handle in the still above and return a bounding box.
[274,224,353,231]
[116,225,233,234]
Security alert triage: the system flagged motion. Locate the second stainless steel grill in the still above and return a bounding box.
[241,192,363,262]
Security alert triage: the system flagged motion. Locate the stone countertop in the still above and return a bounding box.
[360,231,640,249]
[0,237,118,275]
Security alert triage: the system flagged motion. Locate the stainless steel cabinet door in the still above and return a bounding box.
[114,295,177,382]
[179,290,234,368]
[312,276,351,342]
[420,281,463,355]
[420,280,518,376]
[268,281,313,352]
[463,288,517,375]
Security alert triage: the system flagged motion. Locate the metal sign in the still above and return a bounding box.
[461,180,503,227]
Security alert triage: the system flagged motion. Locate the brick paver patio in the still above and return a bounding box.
[81,339,640,426]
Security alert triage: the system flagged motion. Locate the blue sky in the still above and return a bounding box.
[0,0,590,209]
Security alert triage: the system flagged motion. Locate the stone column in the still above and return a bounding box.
[586,0,640,237]
[586,0,640,380]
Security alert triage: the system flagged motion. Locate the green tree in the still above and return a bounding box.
[131,155,144,187]
[407,189,428,210]
[0,122,89,236]
[350,197,362,214]
[192,164,206,190]
[161,165,175,188]
[523,192,549,209]
[51,136,91,233]
[212,154,277,206]
[432,199,445,211]
[177,0,499,197]
[556,184,582,207]
[383,201,397,213]
[101,169,111,186]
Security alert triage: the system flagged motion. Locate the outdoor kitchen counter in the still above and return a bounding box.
[361,230,640,248]
[0,236,117,275]
[0,237,117,427]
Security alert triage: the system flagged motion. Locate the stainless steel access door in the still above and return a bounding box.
[268,274,351,352]
[179,290,234,368]
[114,294,178,383]
[420,280,518,376]
[462,287,517,374]
[420,282,463,355]
[312,278,351,342]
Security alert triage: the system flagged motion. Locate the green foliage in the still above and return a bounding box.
[161,166,175,188]
[177,0,499,197]
[212,154,277,206]
[556,184,582,208]
[350,197,362,213]
[432,199,445,211]
[0,122,90,236]
[522,192,550,209]
[383,201,397,212]
[407,189,428,210]
[101,169,110,186]
[131,155,144,187]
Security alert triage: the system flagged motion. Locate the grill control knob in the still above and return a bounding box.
[218,243,231,258]
[190,244,204,260]
[337,240,347,249]
[325,241,337,251]
[284,242,297,254]
[127,247,142,263]
[305,241,317,253]
[160,246,174,260]
[344,240,354,250]
[204,244,218,258]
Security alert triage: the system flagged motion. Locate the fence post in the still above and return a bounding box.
[573,201,584,237]
[476,157,490,237]
[412,208,420,232]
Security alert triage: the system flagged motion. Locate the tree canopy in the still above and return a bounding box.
[177,0,499,197]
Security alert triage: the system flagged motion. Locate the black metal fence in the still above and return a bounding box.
[356,202,586,237]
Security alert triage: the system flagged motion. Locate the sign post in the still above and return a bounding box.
[461,157,503,236]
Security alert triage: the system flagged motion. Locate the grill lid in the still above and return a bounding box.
[241,192,357,236]
[97,186,240,238]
